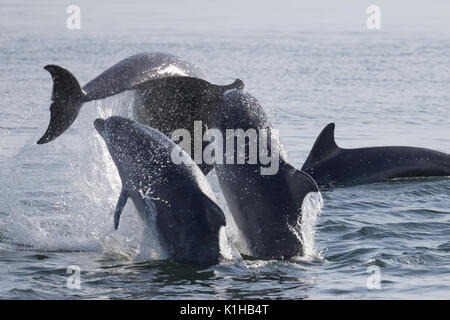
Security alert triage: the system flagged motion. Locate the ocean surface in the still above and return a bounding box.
[0,0,449,299]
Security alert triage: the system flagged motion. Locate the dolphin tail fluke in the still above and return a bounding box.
[37,65,87,144]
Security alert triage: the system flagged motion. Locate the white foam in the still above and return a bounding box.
[1,92,151,255]
[291,191,324,262]
[206,171,251,257]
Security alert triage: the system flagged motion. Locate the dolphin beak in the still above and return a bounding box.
[93,118,106,136]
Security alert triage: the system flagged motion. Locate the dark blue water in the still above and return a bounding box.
[0,0,449,299]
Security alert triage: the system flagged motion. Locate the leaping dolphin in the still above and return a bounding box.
[302,123,450,187]
[94,116,229,266]
[37,52,243,172]
[209,90,319,259]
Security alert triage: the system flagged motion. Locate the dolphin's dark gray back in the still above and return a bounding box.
[83,52,207,101]
[302,123,450,186]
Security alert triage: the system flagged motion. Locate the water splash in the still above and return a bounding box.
[206,171,251,258]
[1,91,242,263]
[1,89,318,264]
[0,91,153,255]
[291,191,324,262]
[208,171,324,261]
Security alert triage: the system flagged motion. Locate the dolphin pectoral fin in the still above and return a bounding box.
[302,123,340,170]
[200,193,226,229]
[281,162,319,206]
[114,189,129,230]
[37,65,86,144]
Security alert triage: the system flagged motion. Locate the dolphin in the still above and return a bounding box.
[94,116,227,266]
[208,90,319,259]
[302,123,450,187]
[37,52,243,172]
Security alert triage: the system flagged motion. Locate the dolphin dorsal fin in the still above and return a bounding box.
[303,123,339,167]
